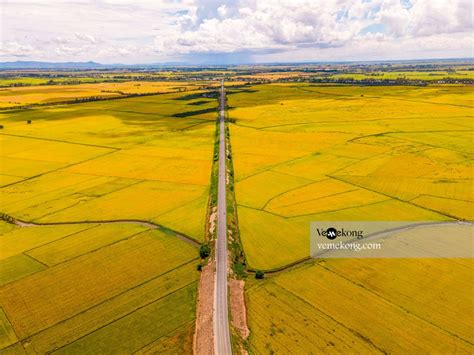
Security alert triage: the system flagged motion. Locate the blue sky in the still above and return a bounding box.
[1,0,472,64]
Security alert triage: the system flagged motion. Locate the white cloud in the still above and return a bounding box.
[1,0,472,63]
[0,41,35,57]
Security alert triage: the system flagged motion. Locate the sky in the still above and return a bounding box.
[1,0,473,64]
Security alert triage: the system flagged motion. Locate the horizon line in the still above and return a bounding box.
[1,56,474,69]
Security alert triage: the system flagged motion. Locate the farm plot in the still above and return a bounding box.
[228,84,474,270]
[0,81,210,108]
[0,223,199,353]
[0,85,214,353]
[246,259,473,354]
[0,89,217,242]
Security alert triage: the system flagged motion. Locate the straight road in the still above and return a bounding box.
[214,80,232,355]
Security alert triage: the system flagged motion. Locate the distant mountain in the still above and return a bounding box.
[1,58,472,70]
[0,61,110,70]
[0,60,195,70]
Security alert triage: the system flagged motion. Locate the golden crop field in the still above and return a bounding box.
[246,258,473,353]
[0,84,219,353]
[228,83,473,353]
[0,222,199,353]
[0,89,218,242]
[228,83,474,270]
[0,81,211,108]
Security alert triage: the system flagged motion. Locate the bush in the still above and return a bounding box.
[255,270,264,279]
[196,264,202,271]
[27,120,32,124]
[199,244,211,259]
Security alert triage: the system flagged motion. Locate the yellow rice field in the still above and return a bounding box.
[246,258,473,353]
[230,83,473,354]
[0,81,210,108]
[0,89,217,241]
[228,83,473,270]
[0,84,216,353]
[0,223,199,353]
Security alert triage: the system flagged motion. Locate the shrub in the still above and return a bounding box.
[199,244,211,259]
[255,270,264,279]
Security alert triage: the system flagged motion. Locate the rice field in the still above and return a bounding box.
[0,222,199,353]
[1,72,472,353]
[0,81,211,108]
[228,83,474,270]
[246,258,473,353]
[0,89,218,242]
[228,83,473,353]
[0,85,217,353]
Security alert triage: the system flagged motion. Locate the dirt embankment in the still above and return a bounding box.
[193,261,215,355]
[230,278,249,353]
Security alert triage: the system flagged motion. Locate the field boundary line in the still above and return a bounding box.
[411,194,474,203]
[319,264,474,346]
[269,280,387,353]
[234,152,315,183]
[67,170,210,187]
[18,260,199,343]
[24,228,148,268]
[0,306,22,351]
[150,193,208,222]
[234,114,474,131]
[246,257,312,274]
[379,96,474,109]
[0,132,121,150]
[386,133,473,154]
[239,198,391,219]
[270,188,359,209]
[22,253,50,268]
[1,223,98,256]
[30,197,95,222]
[132,320,195,354]
[6,215,200,246]
[0,149,119,189]
[1,173,142,214]
[0,224,100,287]
[329,174,459,220]
[348,131,473,154]
[50,282,198,353]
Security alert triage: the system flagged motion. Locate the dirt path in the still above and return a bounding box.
[229,278,249,354]
[9,217,200,247]
[194,261,216,355]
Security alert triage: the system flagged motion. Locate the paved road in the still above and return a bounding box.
[214,80,232,355]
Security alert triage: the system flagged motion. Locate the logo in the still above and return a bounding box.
[326,227,337,240]
[315,226,364,240]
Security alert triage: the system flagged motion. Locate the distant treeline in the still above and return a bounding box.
[236,77,474,86]
[0,85,219,112]
[0,76,220,88]
[0,91,174,112]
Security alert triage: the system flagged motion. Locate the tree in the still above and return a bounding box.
[199,244,211,259]
[255,270,264,279]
